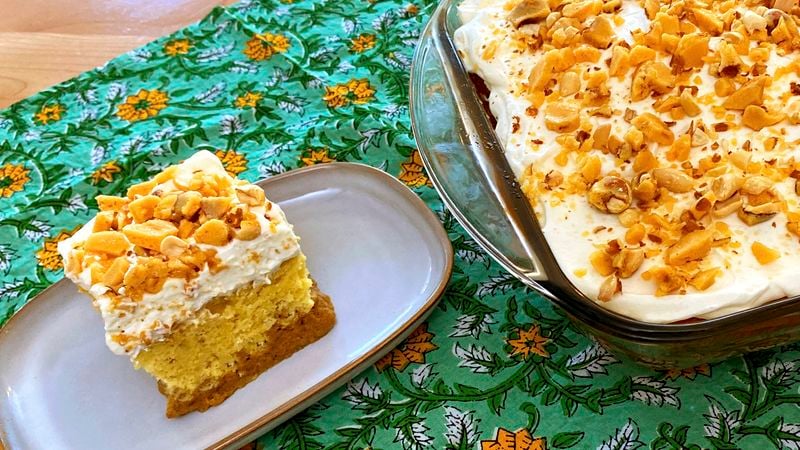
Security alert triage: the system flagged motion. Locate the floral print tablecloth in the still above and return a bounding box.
[4,1,800,449]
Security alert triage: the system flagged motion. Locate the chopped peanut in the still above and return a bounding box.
[237,220,262,241]
[598,275,621,301]
[201,197,233,219]
[587,176,632,214]
[159,235,189,257]
[652,168,693,193]
[613,248,645,278]
[235,185,266,206]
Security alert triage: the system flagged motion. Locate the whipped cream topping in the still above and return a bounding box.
[59,151,302,356]
[455,0,800,322]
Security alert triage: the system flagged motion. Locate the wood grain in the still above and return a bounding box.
[0,0,234,108]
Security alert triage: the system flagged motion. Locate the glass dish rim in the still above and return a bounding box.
[409,0,800,343]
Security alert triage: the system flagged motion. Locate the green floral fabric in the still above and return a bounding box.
[3,1,800,449]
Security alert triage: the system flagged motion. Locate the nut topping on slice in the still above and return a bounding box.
[193,219,232,246]
[201,196,233,219]
[122,219,179,251]
[236,220,262,241]
[85,231,130,256]
[159,235,189,257]
[129,195,160,223]
[174,191,202,218]
[102,257,131,289]
[235,185,266,206]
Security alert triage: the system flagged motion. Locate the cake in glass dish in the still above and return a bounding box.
[454,0,800,323]
[58,150,335,417]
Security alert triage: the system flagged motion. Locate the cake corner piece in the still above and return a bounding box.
[58,150,335,417]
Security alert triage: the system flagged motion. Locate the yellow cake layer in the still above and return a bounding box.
[134,254,314,406]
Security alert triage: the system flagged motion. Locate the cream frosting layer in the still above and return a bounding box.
[455,0,800,322]
[59,151,304,356]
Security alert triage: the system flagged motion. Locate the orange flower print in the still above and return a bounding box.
[91,161,122,184]
[507,325,550,359]
[116,89,169,122]
[346,79,375,104]
[481,428,547,450]
[301,148,335,166]
[243,33,290,61]
[398,150,432,188]
[0,163,30,197]
[663,363,711,381]
[375,323,437,372]
[36,229,76,271]
[350,34,376,53]
[164,39,190,56]
[323,84,351,108]
[405,4,419,16]
[215,149,248,176]
[323,79,375,108]
[34,104,65,124]
[234,92,263,109]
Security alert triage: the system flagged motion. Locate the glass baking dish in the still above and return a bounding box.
[409,0,800,369]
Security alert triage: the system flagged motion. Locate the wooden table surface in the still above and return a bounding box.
[0,0,235,108]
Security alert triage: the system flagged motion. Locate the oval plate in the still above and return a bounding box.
[0,163,453,450]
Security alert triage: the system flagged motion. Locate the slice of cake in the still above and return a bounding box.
[58,150,335,417]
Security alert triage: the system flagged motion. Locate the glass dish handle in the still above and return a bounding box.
[410,1,549,284]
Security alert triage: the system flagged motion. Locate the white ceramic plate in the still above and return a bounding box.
[0,163,453,450]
